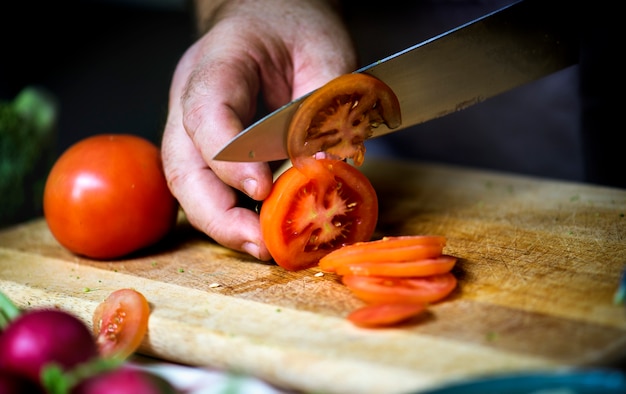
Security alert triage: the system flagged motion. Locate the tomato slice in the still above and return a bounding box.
[347,303,427,328]
[260,159,378,271]
[93,288,151,360]
[335,255,457,277]
[325,235,447,254]
[342,273,457,304]
[319,235,446,272]
[287,73,401,167]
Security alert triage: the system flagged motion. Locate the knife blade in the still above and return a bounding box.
[213,0,579,162]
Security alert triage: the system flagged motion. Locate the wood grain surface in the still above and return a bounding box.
[1,159,625,394]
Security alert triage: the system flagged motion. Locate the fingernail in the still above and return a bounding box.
[243,242,260,259]
[243,178,257,198]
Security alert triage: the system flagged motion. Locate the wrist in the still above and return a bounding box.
[192,0,228,33]
[193,0,343,34]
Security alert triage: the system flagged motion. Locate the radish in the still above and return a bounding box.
[71,366,177,394]
[0,291,99,388]
[0,308,99,385]
[0,291,175,394]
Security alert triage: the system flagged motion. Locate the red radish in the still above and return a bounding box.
[71,366,177,394]
[0,309,99,384]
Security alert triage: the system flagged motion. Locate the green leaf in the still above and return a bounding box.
[12,86,58,133]
[0,86,58,226]
[41,357,123,394]
[0,290,21,329]
[41,363,71,394]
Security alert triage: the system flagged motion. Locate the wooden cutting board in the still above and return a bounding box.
[1,159,625,394]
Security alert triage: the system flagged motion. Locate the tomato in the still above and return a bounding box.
[342,273,457,304]
[260,159,378,271]
[287,73,401,167]
[43,134,179,260]
[319,235,446,272]
[262,73,399,270]
[335,255,457,277]
[93,288,151,360]
[324,235,447,256]
[347,303,426,328]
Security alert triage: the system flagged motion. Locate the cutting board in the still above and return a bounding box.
[1,159,625,394]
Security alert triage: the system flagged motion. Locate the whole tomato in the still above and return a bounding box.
[43,134,178,259]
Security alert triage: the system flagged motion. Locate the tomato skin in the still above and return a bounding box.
[260,159,378,271]
[43,134,179,259]
[288,73,401,167]
[347,303,426,328]
[93,288,151,360]
[342,273,457,304]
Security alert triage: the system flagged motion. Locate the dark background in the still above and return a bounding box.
[1,0,621,226]
[2,0,195,152]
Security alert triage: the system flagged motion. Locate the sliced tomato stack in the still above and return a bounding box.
[319,235,457,327]
[260,73,459,328]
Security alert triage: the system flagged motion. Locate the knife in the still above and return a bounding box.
[213,0,579,163]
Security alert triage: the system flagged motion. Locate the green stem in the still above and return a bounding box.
[42,357,122,394]
[0,290,21,329]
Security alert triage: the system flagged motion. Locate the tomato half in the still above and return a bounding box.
[93,288,151,360]
[347,303,427,328]
[319,235,446,272]
[43,134,179,259]
[342,273,457,304]
[335,255,457,277]
[260,159,378,271]
[287,73,401,167]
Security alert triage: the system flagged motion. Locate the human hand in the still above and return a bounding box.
[161,0,357,260]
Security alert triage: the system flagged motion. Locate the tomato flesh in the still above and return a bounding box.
[335,255,457,277]
[324,235,446,255]
[342,273,457,304]
[93,288,151,360]
[260,159,378,271]
[347,303,426,328]
[319,235,446,272]
[288,73,401,167]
